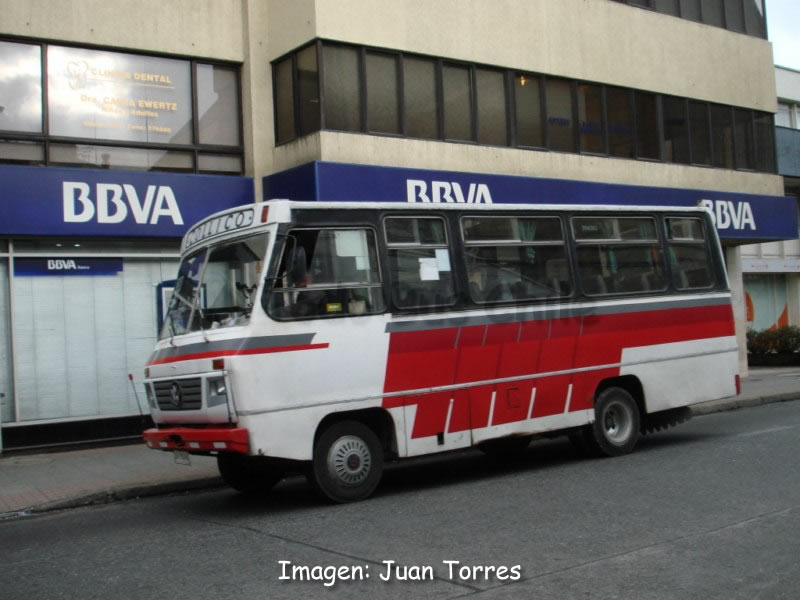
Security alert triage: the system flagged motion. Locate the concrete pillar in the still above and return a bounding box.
[726,245,748,376]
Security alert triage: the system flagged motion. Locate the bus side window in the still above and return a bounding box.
[267,228,385,319]
[461,215,570,304]
[667,217,714,289]
[384,216,456,309]
[573,216,666,296]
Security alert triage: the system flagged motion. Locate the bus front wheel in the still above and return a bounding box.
[586,386,641,457]
[309,420,384,503]
[217,454,285,494]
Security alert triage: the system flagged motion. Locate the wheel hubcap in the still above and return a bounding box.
[603,400,633,444]
[328,435,371,486]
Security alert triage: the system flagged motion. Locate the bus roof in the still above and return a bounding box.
[181,198,712,253]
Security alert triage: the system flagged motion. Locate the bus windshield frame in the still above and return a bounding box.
[159,231,270,339]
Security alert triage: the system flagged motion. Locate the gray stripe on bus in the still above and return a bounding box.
[149,333,317,362]
[384,294,731,333]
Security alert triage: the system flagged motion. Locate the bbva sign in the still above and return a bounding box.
[699,199,756,231]
[63,181,184,225]
[406,179,493,204]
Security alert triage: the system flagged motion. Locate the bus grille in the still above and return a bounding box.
[154,379,203,411]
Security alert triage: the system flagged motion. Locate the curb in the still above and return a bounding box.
[0,476,224,521]
[691,393,800,416]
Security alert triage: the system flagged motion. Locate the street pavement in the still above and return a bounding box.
[1,366,799,519]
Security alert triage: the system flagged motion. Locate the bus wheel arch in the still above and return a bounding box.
[309,410,393,503]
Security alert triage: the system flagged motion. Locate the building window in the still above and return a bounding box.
[475,68,507,146]
[322,45,360,132]
[702,0,726,28]
[271,40,777,174]
[776,103,793,129]
[1,40,243,173]
[0,41,42,134]
[635,92,659,160]
[743,0,766,38]
[734,108,755,170]
[616,0,766,38]
[442,63,473,142]
[366,52,400,135]
[515,73,543,148]
[47,46,190,146]
[197,64,241,147]
[546,78,575,152]
[679,0,702,22]
[653,0,680,16]
[754,112,776,173]
[297,45,320,136]
[724,0,746,32]
[662,96,690,164]
[607,87,634,158]
[711,104,734,169]
[274,57,295,145]
[689,101,711,166]
[578,83,605,154]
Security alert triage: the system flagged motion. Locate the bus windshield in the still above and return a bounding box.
[160,232,269,339]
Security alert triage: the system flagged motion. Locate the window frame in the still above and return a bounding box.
[0,38,244,173]
[665,216,716,290]
[460,214,572,305]
[572,215,668,298]
[266,225,386,321]
[383,215,457,311]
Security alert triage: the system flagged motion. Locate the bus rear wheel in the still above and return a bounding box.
[217,454,285,494]
[585,386,641,457]
[309,420,384,503]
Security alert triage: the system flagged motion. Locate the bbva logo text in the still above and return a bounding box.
[63,182,184,225]
[406,179,493,204]
[699,199,756,231]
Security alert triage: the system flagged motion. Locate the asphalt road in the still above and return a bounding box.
[2,402,799,600]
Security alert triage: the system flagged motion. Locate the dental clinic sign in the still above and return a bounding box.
[263,162,796,242]
[0,165,253,238]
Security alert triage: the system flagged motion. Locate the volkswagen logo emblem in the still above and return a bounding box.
[169,382,183,409]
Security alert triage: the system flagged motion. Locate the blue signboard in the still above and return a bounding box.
[0,164,254,238]
[14,257,123,276]
[263,161,797,242]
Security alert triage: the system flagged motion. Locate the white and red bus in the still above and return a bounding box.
[143,200,739,502]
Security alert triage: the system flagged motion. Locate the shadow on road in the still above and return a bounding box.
[164,426,720,519]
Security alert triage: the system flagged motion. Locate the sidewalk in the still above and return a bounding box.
[2,367,799,519]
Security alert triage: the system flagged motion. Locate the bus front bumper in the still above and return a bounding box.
[143,427,249,454]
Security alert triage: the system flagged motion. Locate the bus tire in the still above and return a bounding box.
[217,454,285,494]
[310,420,384,503]
[587,386,641,457]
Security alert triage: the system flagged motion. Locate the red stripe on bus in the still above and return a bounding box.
[382,303,734,439]
[146,343,329,366]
